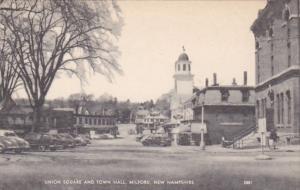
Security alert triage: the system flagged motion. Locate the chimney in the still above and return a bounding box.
[213,73,217,86]
[232,78,237,86]
[243,71,247,85]
[205,78,209,87]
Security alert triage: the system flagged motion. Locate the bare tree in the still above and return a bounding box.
[0,25,20,107]
[0,0,123,131]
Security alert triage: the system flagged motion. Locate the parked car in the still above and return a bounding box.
[0,130,30,153]
[24,133,62,151]
[78,135,91,144]
[73,136,88,146]
[141,134,172,147]
[54,133,76,148]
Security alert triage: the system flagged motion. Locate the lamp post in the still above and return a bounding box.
[200,102,205,150]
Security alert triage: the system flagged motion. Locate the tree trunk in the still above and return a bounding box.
[31,105,42,132]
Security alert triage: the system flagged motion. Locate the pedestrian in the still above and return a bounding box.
[270,129,279,150]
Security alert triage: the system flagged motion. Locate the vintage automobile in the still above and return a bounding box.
[0,130,30,153]
[54,133,76,148]
[141,134,172,147]
[73,136,88,146]
[78,135,91,144]
[23,133,63,151]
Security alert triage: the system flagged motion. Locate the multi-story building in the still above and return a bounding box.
[251,0,300,137]
[192,73,256,144]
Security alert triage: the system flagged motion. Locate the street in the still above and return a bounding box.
[0,125,300,190]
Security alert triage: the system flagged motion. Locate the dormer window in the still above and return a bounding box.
[241,89,250,102]
[220,89,230,102]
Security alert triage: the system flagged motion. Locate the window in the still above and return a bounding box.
[284,8,290,21]
[269,28,273,38]
[277,94,280,124]
[286,91,291,124]
[241,90,250,102]
[94,118,97,125]
[288,55,291,67]
[98,119,101,125]
[183,64,186,71]
[188,64,190,71]
[287,28,290,38]
[79,117,82,124]
[178,64,180,71]
[220,89,230,102]
[271,56,274,76]
[85,118,88,124]
[280,93,284,124]
[89,118,92,125]
[271,43,274,51]
[255,41,259,50]
[256,100,260,118]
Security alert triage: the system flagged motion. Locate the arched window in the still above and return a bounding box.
[255,41,259,50]
[268,28,273,38]
[283,8,290,21]
[183,64,186,71]
[177,64,180,71]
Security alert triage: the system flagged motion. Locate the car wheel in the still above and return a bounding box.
[38,145,47,152]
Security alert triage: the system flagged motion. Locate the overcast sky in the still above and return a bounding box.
[15,0,266,102]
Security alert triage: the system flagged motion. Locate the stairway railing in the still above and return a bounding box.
[232,125,257,148]
[222,125,257,148]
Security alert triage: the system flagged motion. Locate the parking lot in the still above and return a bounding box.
[0,125,300,190]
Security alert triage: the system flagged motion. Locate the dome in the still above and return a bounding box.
[178,53,189,62]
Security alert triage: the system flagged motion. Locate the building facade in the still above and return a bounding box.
[251,0,300,136]
[192,73,256,144]
[170,51,194,122]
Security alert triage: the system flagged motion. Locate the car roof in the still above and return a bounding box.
[0,130,15,135]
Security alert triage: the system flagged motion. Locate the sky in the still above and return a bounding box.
[15,0,266,102]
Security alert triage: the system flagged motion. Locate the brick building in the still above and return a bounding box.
[251,0,300,137]
[192,73,256,144]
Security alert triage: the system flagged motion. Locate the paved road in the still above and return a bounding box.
[0,125,299,190]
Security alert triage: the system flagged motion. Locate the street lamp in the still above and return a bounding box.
[200,101,206,150]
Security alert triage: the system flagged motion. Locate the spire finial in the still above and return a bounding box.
[182,46,185,52]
